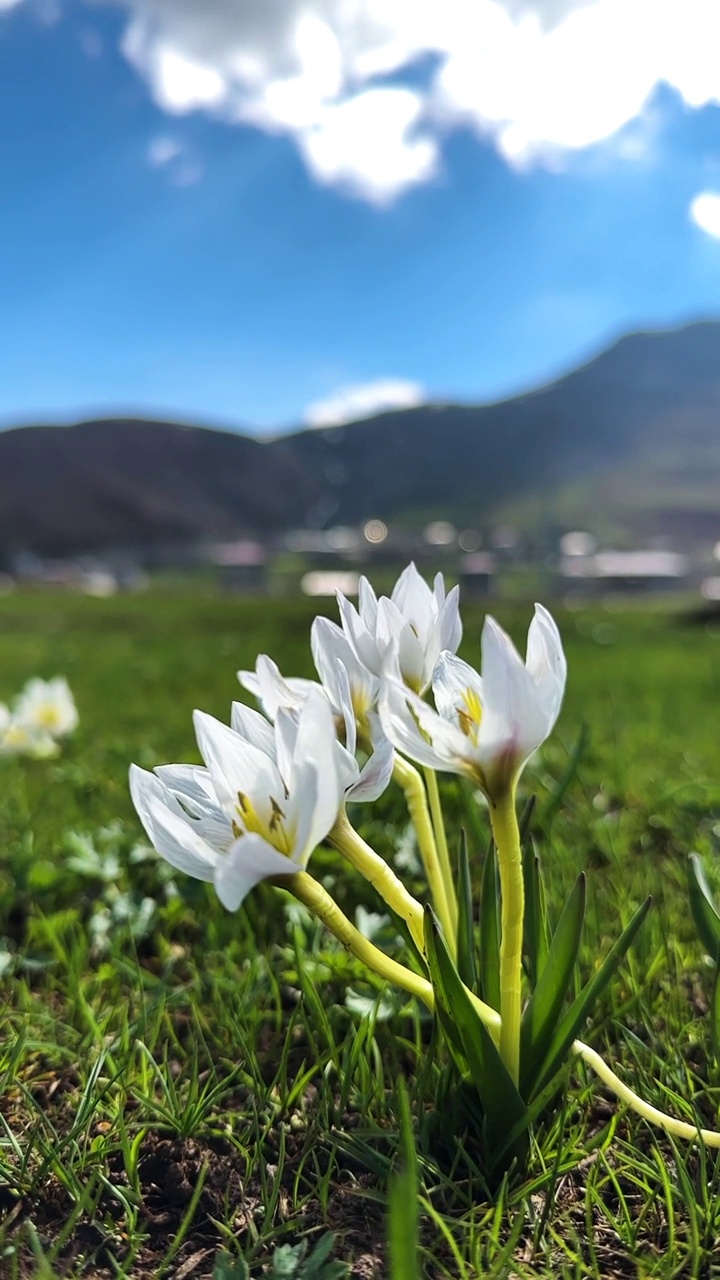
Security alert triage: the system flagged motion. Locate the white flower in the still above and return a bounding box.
[0,718,59,759]
[13,677,78,739]
[338,562,462,693]
[379,605,566,800]
[239,628,393,805]
[130,691,346,912]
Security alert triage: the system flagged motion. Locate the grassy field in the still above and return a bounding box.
[3,588,720,1278]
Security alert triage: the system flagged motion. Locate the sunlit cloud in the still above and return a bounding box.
[305,378,426,428]
[690,192,720,239]
[112,0,720,200]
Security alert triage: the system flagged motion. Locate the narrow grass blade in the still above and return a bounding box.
[530,895,652,1100]
[456,831,478,994]
[389,1081,419,1280]
[520,874,586,1098]
[687,853,720,960]
[522,837,550,989]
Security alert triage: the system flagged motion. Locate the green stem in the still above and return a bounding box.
[282,871,433,1007]
[393,756,456,956]
[572,1039,720,1148]
[489,783,524,1086]
[423,767,458,940]
[284,873,720,1150]
[329,810,425,952]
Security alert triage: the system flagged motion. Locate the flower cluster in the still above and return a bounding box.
[130,563,720,1167]
[0,676,79,759]
[131,564,564,919]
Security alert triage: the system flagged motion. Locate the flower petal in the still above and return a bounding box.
[379,675,468,773]
[345,734,394,803]
[129,765,221,882]
[526,604,567,726]
[238,655,318,721]
[214,833,299,912]
[338,587,381,675]
[432,652,483,722]
[230,702,277,756]
[376,598,425,689]
[193,710,284,818]
[390,562,435,646]
[478,616,551,770]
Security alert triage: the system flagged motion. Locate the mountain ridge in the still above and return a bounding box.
[3,318,720,557]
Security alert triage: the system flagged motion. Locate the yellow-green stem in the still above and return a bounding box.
[282,871,433,1007]
[423,767,458,940]
[282,873,720,1149]
[393,756,456,956]
[329,810,425,952]
[489,784,524,1086]
[572,1040,720,1148]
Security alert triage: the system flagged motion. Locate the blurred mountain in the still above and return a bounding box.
[3,319,720,557]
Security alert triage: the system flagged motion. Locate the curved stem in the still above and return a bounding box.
[488,784,524,1086]
[329,810,425,952]
[393,756,456,956]
[572,1039,720,1148]
[281,871,433,1007]
[423,767,458,940]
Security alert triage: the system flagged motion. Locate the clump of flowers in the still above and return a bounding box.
[130,563,720,1171]
[0,676,79,759]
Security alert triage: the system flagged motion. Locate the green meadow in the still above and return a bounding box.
[3,588,720,1278]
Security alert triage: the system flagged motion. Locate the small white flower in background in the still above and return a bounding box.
[130,690,347,912]
[0,719,60,759]
[380,604,566,801]
[338,562,462,693]
[13,677,79,739]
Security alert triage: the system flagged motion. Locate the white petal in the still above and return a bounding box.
[310,617,357,750]
[338,589,381,675]
[357,576,379,632]
[390,562,436,646]
[432,572,447,609]
[432,652,483,722]
[289,691,344,849]
[193,710,284,818]
[275,705,299,785]
[425,585,463,684]
[376,598,425,689]
[153,763,232,850]
[214,833,299,912]
[526,604,567,726]
[238,655,318,721]
[230,702,277,756]
[129,765,220,882]
[478,616,550,771]
[379,677,468,773]
[345,735,394,803]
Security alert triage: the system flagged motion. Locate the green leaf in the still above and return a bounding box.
[479,840,501,1012]
[520,874,586,1099]
[522,837,550,989]
[456,830,478,994]
[424,907,530,1169]
[530,895,652,1101]
[687,854,720,960]
[712,966,720,1065]
[389,1081,419,1280]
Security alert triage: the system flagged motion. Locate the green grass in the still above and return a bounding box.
[3,588,720,1277]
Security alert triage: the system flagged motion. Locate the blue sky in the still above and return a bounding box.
[3,0,720,434]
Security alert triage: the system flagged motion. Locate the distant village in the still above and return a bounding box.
[4,517,720,606]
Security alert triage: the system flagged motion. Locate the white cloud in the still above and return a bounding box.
[690,192,720,238]
[305,378,426,427]
[145,134,203,186]
[0,0,26,10]
[112,0,720,199]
